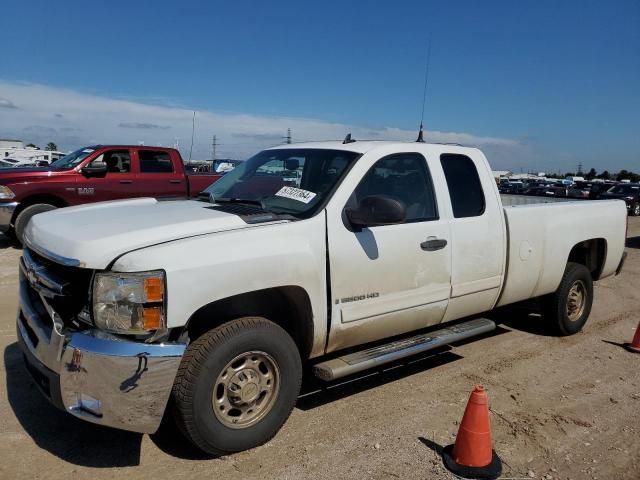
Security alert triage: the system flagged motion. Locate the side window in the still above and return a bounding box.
[351,153,438,223]
[139,150,173,173]
[89,150,131,173]
[440,154,485,218]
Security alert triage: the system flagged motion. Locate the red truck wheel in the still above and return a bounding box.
[14,204,57,246]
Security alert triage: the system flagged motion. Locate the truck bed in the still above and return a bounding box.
[496,197,627,308]
[500,193,581,206]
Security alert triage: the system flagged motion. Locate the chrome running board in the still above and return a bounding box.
[313,318,496,381]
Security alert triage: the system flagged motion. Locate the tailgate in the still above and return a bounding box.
[186,174,221,197]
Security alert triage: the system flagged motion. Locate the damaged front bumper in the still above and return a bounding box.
[16,258,186,434]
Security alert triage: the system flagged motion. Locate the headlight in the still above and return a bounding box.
[0,185,15,200]
[93,271,166,335]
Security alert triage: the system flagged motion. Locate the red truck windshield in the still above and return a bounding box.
[204,148,360,217]
[50,147,97,170]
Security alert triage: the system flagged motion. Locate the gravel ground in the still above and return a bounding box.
[0,218,639,480]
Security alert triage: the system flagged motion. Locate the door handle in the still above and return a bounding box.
[169,179,181,184]
[119,180,132,184]
[420,237,447,251]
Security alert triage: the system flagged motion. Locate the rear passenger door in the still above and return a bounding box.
[134,149,186,199]
[439,153,506,321]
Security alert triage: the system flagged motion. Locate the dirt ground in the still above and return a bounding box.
[1,219,639,480]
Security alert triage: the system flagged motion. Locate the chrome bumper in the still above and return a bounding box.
[0,201,18,232]
[16,263,186,434]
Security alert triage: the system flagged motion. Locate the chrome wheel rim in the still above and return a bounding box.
[566,280,586,322]
[212,351,280,429]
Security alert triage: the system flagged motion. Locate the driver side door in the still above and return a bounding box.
[75,149,134,203]
[326,152,452,352]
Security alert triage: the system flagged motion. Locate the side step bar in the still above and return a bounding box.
[313,318,496,381]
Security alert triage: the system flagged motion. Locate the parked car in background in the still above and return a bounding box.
[499,181,525,194]
[0,145,221,244]
[600,183,640,216]
[588,182,610,200]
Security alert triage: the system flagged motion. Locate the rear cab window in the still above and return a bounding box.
[139,150,174,173]
[440,154,485,218]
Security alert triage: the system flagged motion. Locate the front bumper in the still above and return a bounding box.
[0,201,18,232]
[16,261,186,434]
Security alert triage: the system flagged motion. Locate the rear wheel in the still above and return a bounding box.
[631,203,640,217]
[14,203,57,245]
[172,317,302,455]
[541,262,593,335]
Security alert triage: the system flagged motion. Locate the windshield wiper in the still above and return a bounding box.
[215,197,264,206]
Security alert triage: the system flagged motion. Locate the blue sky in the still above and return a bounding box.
[1,0,639,172]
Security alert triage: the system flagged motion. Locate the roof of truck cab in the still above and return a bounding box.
[266,140,481,155]
[85,145,178,150]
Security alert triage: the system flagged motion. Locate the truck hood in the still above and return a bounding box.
[0,167,55,183]
[24,198,261,269]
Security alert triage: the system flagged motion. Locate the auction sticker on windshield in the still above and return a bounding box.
[275,186,317,204]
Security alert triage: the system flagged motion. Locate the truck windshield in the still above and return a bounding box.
[49,147,96,170]
[203,148,360,217]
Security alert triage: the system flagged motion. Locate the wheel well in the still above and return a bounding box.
[180,286,315,360]
[12,194,67,222]
[567,238,607,280]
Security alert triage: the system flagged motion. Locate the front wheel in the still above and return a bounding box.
[172,317,302,455]
[631,203,640,217]
[541,262,593,335]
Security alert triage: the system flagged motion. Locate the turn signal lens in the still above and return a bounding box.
[144,277,164,302]
[142,307,163,330]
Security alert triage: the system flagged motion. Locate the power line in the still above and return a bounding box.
[212,134,219,160]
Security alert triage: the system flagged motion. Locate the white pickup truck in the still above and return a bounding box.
[16,141,627,455]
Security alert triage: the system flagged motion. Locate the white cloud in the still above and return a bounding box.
[0,80,530,168]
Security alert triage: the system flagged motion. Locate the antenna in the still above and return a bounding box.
[416,32,433,143]
[343,133,356,144]
[188,111,196,161]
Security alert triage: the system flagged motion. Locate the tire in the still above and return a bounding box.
[172,317,302,455]
[541,262,593,336]
[14,203,57,245]
[631,203,640,217]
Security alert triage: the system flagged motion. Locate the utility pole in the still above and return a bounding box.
[577,162,583,175]
[284,128,292,144]
[211,135,218,160]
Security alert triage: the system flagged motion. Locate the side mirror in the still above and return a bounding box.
[345,195,406,229]
[81,163,108,177]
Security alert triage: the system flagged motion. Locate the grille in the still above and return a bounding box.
[22,248,93,327]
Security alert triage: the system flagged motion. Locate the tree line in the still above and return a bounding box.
[25,142,58,151]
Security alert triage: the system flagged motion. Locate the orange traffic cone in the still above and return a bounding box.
[625,321,640,353]
[442,385,502,480]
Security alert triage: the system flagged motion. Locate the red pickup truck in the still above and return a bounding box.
[0,145,221,244]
